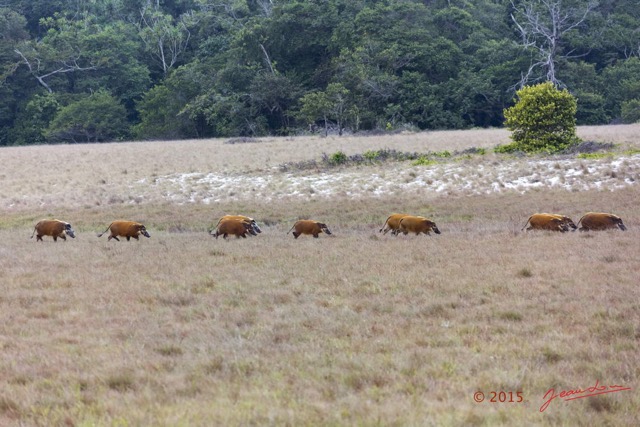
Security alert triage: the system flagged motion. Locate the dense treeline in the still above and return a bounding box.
[0,0,639,145]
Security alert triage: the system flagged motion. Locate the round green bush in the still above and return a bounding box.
[503,82,580,153]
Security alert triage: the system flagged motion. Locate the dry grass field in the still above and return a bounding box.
[1,125,639,426]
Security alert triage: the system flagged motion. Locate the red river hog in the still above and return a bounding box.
[98,220,150,241]
[549,214,577,231]
[211,218,257,239]
[31,219,76,242]
[379,213,409,235]
[398,215,441,236]
[213,215,261,234]
[521,213,571,232]
[287,220,332,238]
[577,212,626,231]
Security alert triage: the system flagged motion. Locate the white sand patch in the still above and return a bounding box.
[147,154,640,204]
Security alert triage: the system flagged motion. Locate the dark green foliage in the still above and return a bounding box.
[9,92,60,145]
[134,64,211,140]
[0,0,639,144]
[621,99,640,124]
[134,83,189,140]
[574,91,609,125]
[298,83,352,135]
[503,82,580,154]
[45,90,129,143]
[557,61,609,125]
[329,151,348,165]
[599,58,640,119]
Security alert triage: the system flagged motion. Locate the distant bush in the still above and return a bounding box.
[460,147,486,155]
[564,140,615,154]
[224,137,263,144]
[363,150,381,162]
[503,82,580,153]
[433,150,452,158]
[278,147,487,171]
[412,156,437,166]
[329,151,348,165]
[577,152,613,160]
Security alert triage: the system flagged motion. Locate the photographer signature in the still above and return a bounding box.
[540,380,631,412]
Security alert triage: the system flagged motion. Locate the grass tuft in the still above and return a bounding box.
[542,347,562,363]
[156,345,184,357]
[203,356,225,375]
[106,373,136,392]
[588,395,618,413]
[498,311,523,322]
[0,396,21,418]
[517,267,533,278]
[157,293,195,307]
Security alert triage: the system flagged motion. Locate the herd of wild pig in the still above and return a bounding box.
[29,212,626,243]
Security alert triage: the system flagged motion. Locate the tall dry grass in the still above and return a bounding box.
[1,126,639,425]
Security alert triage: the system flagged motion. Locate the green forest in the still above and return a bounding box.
[1,0,639,145]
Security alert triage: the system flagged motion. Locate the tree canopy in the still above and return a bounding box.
[1,0,639,145]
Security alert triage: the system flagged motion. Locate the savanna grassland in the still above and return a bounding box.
[1,126,639,426]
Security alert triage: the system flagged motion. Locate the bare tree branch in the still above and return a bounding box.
[257,0,275,16]
[14,47,97,92]
[510,0,598,88]
[259,43,276,75]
